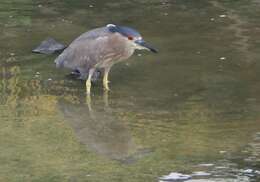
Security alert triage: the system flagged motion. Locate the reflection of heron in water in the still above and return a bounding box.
[57,93,151,162]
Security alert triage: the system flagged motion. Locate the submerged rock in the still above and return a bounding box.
[159,172,192,181]
[67,69,101,82]
[32,37,66,54]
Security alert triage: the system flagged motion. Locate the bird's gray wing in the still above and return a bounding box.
[54,27,113,71]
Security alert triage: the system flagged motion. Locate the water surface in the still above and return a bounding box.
[1,0,260,181]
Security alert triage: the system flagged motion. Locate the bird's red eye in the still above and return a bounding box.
[128,36,133,40]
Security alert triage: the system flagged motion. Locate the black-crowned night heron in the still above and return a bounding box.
[55,24,157,94]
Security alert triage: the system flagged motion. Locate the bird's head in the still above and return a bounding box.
[107,24,158,53]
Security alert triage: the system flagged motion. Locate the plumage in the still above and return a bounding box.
[54,24,157,93]
[55,27,134,75]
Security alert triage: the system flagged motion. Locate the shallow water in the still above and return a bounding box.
[1,0,260,181]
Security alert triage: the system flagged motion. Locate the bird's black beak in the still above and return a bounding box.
[135,40,158,53]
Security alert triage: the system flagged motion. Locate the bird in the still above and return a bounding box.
[54,24,157,94]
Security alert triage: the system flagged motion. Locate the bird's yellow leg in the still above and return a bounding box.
[86,79,91,94]
[103,67,111,91]
[86,68,95,94]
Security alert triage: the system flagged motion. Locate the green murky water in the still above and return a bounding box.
[1,0,260,181]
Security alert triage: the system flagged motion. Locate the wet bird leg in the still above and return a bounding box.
[103,67,111,91]
[86,68,95,94]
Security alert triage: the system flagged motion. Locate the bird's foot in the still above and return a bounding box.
[103,81,110,91]
[104,86,110,91]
